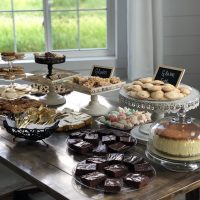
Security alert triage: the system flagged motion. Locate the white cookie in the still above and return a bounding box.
[135,90,150,99]
[150,91,164,100]
[139,77,153,83]
[162,84,175,92]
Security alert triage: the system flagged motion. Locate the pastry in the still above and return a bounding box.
[104,178,121,193]
[148,85,162,92]
[132,80,143,86]
[151,80,165,85]
[142,83,154,90]
[123,173,150,188]
[153,123,200,157]
[162,84,175,92]
[164,91,180,100]
[104,164,127,178]
[150,91,164,100]
[135,90,150,99]
[139,77,153,83]
[179,86,191,95]
[80,172,106,187]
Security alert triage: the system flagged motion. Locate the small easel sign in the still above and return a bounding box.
[154,65,185,87]
[91,65,115,78]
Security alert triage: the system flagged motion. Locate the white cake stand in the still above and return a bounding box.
[119,85,200,143]
[23,70,77,106]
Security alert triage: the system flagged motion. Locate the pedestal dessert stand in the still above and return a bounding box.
[119,85,200,142]
[24,69,77,106]
[65,82,125,116]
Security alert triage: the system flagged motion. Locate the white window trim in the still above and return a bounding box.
[0,0,128,79]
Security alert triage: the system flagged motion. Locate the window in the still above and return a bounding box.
[0,0,115,57]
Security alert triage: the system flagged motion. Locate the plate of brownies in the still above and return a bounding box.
[72,153,156,193]
[66,128,137,155]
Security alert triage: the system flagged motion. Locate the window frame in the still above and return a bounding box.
[0,0,116,58]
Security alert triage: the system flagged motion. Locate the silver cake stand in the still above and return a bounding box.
[119,85,200,143]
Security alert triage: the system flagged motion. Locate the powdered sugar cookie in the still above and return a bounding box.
[129,84,143,92]
[150,91,164,100]
[127,91,137,98]
[151,80,165,85]
[135,90,150,99]
[132,80,143,86]
[148,85,162,92]
[164,91,180,100]
[178,86,191,95]
[162,84,175,92]
[139,77,153,83]
[142,83,154,90]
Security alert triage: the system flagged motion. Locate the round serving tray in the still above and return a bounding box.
[72,154,156,194]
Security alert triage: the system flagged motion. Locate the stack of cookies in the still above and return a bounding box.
[124,77,191,100]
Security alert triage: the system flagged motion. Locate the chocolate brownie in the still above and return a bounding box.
[67,138,83,148]
[80,171,106,187]
[86,156,108,170]
[75,163,96,176]
[134,162,154,177]
[92,143,107,155]
[102,135,116,145]
[113,130,129,138]
[104,178,121,193]
[123,173,150,188]
[108,142,129,153]
[84,133,99,146]
[123,155,144,170]
[72,141,93,154]
[119,136,136,146]
[104,164,127,178]
[106,153,124,164]
[69,131,86,139]
[96,128,113,138]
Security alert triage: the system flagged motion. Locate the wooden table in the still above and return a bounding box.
[0,91,199,200]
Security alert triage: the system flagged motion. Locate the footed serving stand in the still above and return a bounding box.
[119,85,200,143]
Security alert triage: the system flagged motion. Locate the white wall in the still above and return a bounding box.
[163,0,200,91]
[162,0,200,117]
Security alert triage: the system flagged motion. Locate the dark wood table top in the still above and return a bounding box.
[0,91,200,200]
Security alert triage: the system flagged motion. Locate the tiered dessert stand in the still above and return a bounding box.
[119,85,200,142]
[24,69,77,106]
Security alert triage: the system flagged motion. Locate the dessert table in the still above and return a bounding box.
[0,91,199,200]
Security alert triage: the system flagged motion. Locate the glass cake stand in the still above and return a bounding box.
[119,85,200,143]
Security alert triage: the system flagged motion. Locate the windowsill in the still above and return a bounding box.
[0,56,117,65]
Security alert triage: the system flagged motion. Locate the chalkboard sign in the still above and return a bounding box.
[154,65,185,87]
[91,65,114,78]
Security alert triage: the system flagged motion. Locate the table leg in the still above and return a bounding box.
[186,188,200,200]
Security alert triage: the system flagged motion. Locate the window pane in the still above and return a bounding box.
[51,12,78,50]
[80,11,106,48]
[0,0,11,10]
[0,13,14,52]
[79,0,106,9]
[13,0,43,10]
[50,0,76,11]
[15,12,45,52]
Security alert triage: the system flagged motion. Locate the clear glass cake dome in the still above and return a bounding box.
[146,108,200,172]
